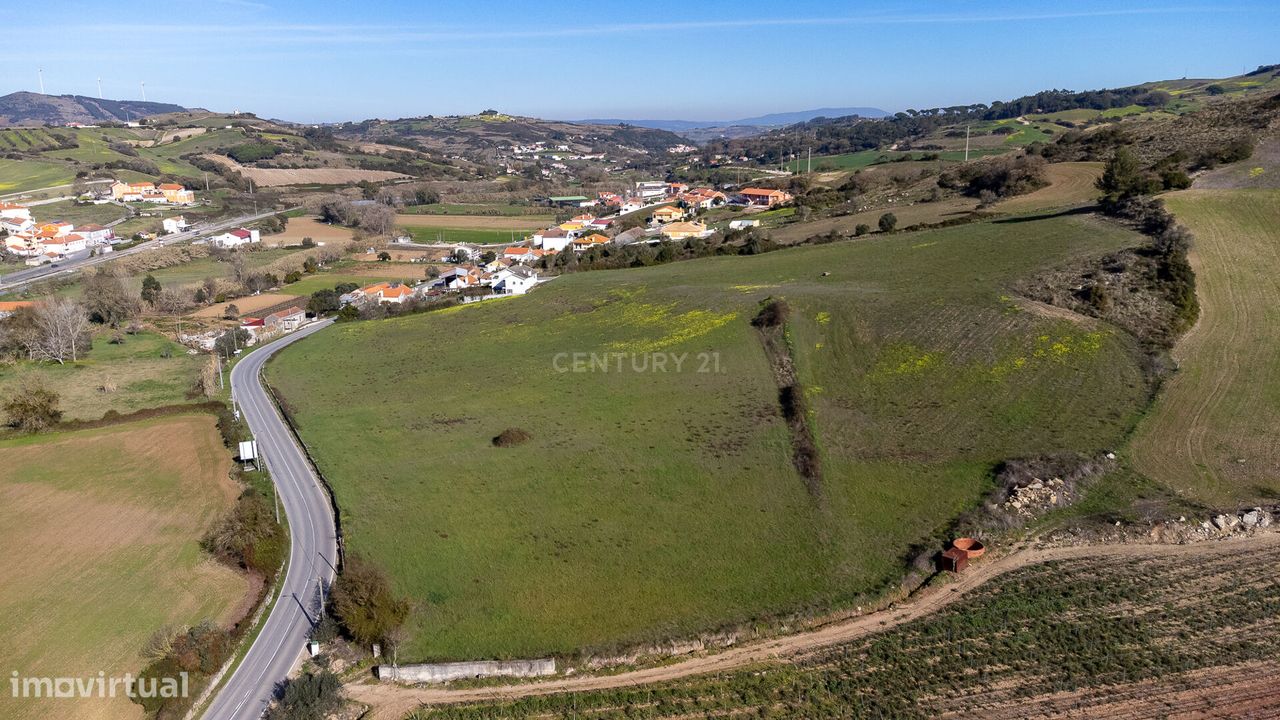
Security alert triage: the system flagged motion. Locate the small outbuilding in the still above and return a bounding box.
[939,537,985,573]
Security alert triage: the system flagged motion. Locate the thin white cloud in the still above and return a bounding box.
[70,6,1234,46]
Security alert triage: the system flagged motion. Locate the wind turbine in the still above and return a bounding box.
[37,68,44,94]
[140,81,147,102]
[97,77,103,99]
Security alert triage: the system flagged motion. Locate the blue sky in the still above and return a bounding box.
[5,1,1277,123]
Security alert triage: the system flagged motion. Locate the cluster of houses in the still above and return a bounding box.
[1,202,117,264]
[109,181,196,205]
[338,261,542,310]
[506,180,793,259]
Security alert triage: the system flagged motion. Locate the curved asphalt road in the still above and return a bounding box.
[206,318,338,720]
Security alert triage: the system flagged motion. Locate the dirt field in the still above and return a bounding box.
[935,661,1280,719]
[193,293,304,318]
[1129,189,1280,504]
[771,195,980,244]
[996,161,1104,213]
[262,216,356,247]
[393,213,553,230]
[201,155,409,187]
[0,415,249,720]
[348,532,1280,718]
[1194,135,1280,189]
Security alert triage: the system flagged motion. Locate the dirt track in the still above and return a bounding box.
[347,532,1280,718]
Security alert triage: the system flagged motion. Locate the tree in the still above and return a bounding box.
[878,212,898,233]
[82,269,138,327]
[141,274,162,305]
[28,298,90,364]
[308,289,341,315]
[854,223,871,236]
[1097,147,1154,205]
[377,251,392,262]
[3,375,62,432]
[330,555,410,647]
[224,304,241,320]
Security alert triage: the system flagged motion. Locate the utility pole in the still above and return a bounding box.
[204,172,210,192]
[37,68,44,94]
[216,352,224,390]
[964,124,971,162]
[807,147,812,174]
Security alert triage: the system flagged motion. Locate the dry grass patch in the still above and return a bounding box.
[193,293,304,319]
[0,415,249,720]
[996,162,1104,214]
[262,216,356,247]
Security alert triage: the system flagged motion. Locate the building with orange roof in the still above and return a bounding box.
[651,205,686,223]
[739,188,793,207]
[571,234,610,252]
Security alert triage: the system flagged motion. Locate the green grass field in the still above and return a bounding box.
[402,203,555,218]
[403,225,527,245]
[0,414,248,720]
[26,199,127,226]
[0,158,77,194]
[0,330,206,421]
[268,212,1152,662]
[1129,189,1280,505]
[280,271,416,296]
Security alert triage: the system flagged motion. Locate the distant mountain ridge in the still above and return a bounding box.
[577,107,891,133]
[0,91,191,126]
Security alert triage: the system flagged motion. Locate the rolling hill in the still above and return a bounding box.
[0,91,192,127]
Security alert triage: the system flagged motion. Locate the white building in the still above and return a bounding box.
[634,180,667,201]
[77,224,115,245]
[493,265,538,295]
[210,228,260,248]
[162,216,189,235]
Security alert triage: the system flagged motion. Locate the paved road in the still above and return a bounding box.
[0,207,296,292]
[206,319,338,720]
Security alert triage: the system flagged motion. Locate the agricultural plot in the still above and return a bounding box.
[0,158,76,194]
[406,538,1280,720]
[268,212,1151,662]
[994,162,1104,214]
[401,225,526,245]
[402,203,556,218]
[1129,189,1280,504]
[27,199,128,227]
[0,331,206,421]
[0,415,248,720]
[393,213,554,231]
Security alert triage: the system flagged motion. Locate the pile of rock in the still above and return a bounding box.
[1002,477,1068,517]
[1201,506,1274,534]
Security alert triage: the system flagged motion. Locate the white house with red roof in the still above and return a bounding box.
[210,228,260,248]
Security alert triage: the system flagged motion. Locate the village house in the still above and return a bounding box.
[434,267,485,291]
[242,306,307,340]
[0,202,32,222]
[651,205,686,223]
[662,221,712,241]
[739,187,793,207]
[492,265,538,295]
[210,228,260,248]
[728,219,761,230]
[0,215,34,236]
[571,234,610,252]
[158,183,196,204]
[40,233,88,257]
[76,224,115,245]
[110,181,156,202]
[161,216,189,235]
[681,188,728,210]
[0,300,35,319]
[634,180,667,202]
[532,226,572,252]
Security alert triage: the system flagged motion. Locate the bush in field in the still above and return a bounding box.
[938,154,1048,199]
[266,671,342,720]
[3,375,62,433]
[330,555,410,647]
[878,212,898,232]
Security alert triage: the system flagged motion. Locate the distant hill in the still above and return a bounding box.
[0,91,191,127]
[577,107,890,138]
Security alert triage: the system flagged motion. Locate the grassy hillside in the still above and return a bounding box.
[1129,189,1280,505]
[268,212,1152,662]
[0,415,248,720]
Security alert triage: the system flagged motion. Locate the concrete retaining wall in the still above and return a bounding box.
[377,658,555,684]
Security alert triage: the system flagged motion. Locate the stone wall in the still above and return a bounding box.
[376,658,555,684]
